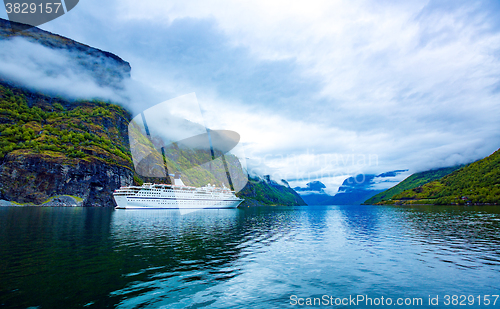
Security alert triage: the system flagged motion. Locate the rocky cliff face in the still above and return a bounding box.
[0,151,133,206]
[0,82,136,207]
[0,19,138,207]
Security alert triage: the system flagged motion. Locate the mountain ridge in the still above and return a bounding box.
[364,165,463,204]
[374,149,500,205]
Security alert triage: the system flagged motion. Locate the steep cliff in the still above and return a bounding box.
[0,83,136,206]
[0,19,148,206]
[0,150,132,206]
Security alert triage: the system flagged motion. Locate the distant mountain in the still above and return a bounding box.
[324,175,384,205]
[293,170,407,205]
[377,170,408,177]
[384,149,500,205]
[294,180,326,193]
[364,166,463,204]
[240,176,306,206]
[293,180,329,205]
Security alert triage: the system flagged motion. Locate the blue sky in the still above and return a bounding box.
[1,0,500,192]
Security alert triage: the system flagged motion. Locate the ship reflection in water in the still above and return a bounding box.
[0,205,499,308]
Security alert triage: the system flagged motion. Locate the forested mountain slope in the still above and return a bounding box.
[382,149,500,205]
[364,166,463,204]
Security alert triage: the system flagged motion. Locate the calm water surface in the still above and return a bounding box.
[0,205,499,308]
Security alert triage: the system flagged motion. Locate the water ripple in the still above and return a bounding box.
[1,206,500,308]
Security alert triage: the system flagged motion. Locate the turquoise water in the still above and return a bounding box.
[0,205,499,308]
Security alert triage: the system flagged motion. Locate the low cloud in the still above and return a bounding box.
[0,38,123,100]
[0,36,163,116]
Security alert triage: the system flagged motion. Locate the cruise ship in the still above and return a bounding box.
[113,174,244,209]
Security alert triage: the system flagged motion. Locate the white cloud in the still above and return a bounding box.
[0,38,123,101]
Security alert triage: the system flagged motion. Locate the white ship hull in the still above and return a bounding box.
[113,183,243,209]
[114,197,242,209]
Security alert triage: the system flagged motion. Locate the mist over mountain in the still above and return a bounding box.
[294,170,409,205]
[293,180,326,193]
[0,18,163,116]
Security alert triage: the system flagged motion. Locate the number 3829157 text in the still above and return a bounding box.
[5,3,62,14]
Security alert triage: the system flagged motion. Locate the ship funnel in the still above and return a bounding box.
[173,172,185,186]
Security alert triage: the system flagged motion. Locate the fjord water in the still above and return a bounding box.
[1,205,499,308]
